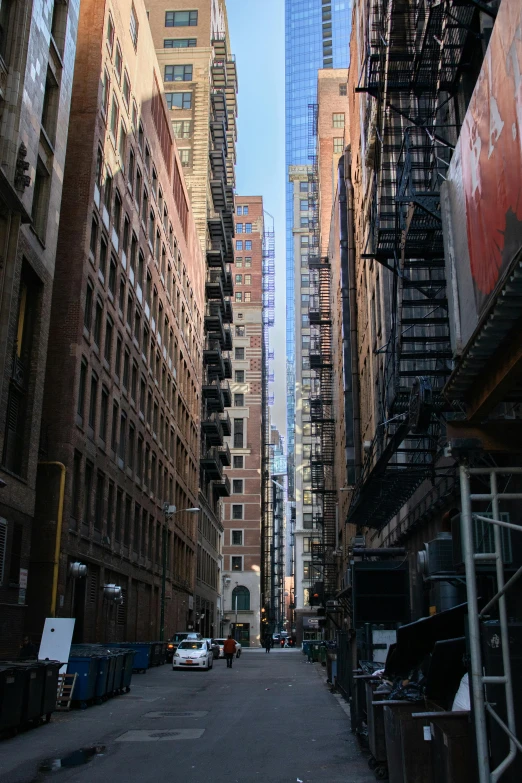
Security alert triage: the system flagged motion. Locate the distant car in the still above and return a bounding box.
[166,632,201,662]
[203,638,220,659]
[172,640,213,670]
[212,638,242,658]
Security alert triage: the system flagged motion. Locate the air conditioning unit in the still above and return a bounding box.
[69,562,87,578]
[417,533,455,578]
[326,599,340,611]
[103,584,123,603]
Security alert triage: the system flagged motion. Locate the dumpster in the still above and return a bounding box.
[93,654,110,703]
[382,701,434,783]
[302,641,311,656]
[67,653,98,708]
[40,661,61,722]
[365,679,390,779]
[10,662,47,725]
[106,653,117,696]
[112,650,124,693]
[111,642,152,672]
[119,649,134,692]
[0,665,25,733]
[319,645,327,665]
[150,642,165,667]
[411,710,476,783]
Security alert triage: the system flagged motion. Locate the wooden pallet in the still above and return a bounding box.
[56,672,77,711]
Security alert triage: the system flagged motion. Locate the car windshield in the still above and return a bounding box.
[178,642,204,650]
[171,633,188,643]
[212,639,225,644]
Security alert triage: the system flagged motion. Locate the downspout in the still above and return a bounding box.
[38,461,66,617]
[344,147,362,480]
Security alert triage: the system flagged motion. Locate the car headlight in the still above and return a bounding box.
[174,652,180,657]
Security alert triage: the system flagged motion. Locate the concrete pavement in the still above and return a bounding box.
[1,648,374,783]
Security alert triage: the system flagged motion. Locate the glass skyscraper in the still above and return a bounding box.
[285,1,351,501]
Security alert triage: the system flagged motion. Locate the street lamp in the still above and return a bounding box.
[160,505,200,641]
[220,575,231,636]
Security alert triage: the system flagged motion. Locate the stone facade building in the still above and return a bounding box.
[27,0,205,644]
[221,195,263,647]
[0,0,80,656]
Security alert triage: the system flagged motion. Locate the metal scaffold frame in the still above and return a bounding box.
[459,464,522,783]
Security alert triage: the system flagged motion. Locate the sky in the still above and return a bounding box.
[227,0,287,436]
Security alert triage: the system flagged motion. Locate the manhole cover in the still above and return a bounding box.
[116,729,205,742]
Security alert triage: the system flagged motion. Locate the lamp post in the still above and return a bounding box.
[221,574,231,636]
[160,504,200,641]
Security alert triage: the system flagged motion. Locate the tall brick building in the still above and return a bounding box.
[221,196,263,647]
[147,0,237,636]
[27,0,205,643]
[0,0,79,655]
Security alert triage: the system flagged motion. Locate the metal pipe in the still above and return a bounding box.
[480,564,522,618]
[38,461,66,618]
[490,472,517,783]
[459,464,489,783]
[473,514,522,533]
[344,147,362,481]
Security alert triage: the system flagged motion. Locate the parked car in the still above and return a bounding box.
[203,638,220,659]
[166,632,201,662]
[172,640,213,670]
[212,638,242,658]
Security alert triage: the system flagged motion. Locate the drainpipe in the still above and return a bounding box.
[344,147,362,480]
[38,461,66,617]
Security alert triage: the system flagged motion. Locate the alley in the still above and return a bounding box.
[1,650,373,783]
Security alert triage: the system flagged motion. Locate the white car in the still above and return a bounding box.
[172,640,213,670]
[212,638,242,658]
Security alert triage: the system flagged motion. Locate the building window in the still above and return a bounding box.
[232,480,243,495]
[301,274,310,288]
[244,274,251,285]
[242,205,249,215]
[179,148,190,167]
[333,137,344,154]
[231,556,243,571]
[93,300,103,346]
[245,240,252,250]
[245,223,252,233]
[32,158,50,241]
[115,44,122,82]
[123,70,131,106]
[236,258,243,268]
[233,418,244,449]
[232,584,249,609]
[236,206,242,216]
[100,386,109,441]
[300,181,308,192]
[235,274,242,285]
[173,120,191,138]
[236,240,243,251]
[106,14,115,53]
[166,92,192,110]
[165,10,198,26]
[233,455,243,469]
[234,393,244,407]
[77,359,87,420]
[300,200,309,212]
[244,292,251,302]
[339,83,347,96]
[235,347,245,360]
[236,223,243,234]
[164,64,193,82]
[332,112,345,128]
[164,38,197,47]
[244,258,252,268]
[301,235,309,247]
[235,292,242,302]
[129,4,138,48]
[235,370,244,383]
[235,326,245,337]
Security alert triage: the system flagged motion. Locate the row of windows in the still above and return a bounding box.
[164,38,196,48]
[234,274,251,285]
[235,240,252,251]
[165,64,193,82]
[236,205,249,215]
[196,544,218,589]
[234,257,252,268]
[235,223,252,233]
[76,358,197,500]
[235,292,251,302]
[166,91,192,110]
[165,10,198,27]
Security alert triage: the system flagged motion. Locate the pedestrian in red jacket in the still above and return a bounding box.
[223,635,237,668]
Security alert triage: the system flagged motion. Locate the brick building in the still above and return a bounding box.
[0,0,79,655]
[147,0,237,637]
[221,195,263,647]
[26,0,205,644]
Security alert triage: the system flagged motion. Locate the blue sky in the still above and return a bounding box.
[227,0,287,435]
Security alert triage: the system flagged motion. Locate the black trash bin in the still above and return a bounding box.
[40,660,61,723]
[0,665,25,733]
[7,662,46,725]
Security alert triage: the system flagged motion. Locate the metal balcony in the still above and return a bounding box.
[210,177,227,212]
[211,33,227,58]
[219,410,231,436]
[223,298,233,324]
[211,59,227,89]
[201,447,223,480]
[201,413,224,446]
[223,355,232,379]
[206,241,225,272]
[218,442,231,467]
[221,380,232,408]
[210,116,228,153]
[209,148,227,183]
[204,303,225,345]
[203,340,226,380]
[202,378,225,413]
[205,269,225,304]
[223,267,233,296]
[207,212,227,248]
[212,474,230,497]
[211,90,227,121]
[223,324,233,351]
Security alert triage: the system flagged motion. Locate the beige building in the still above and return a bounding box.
[147,0,237,636]
[0,0,80,655]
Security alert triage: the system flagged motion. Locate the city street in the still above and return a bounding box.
[1,650,373,783]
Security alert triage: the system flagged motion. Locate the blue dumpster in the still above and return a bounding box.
[111,642,152,672]
[67,653,97,708]
[302,641,311,656]
[119,650,134,692]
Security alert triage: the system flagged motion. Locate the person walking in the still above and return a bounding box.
[223,635,237,668]
[264,634,271,653]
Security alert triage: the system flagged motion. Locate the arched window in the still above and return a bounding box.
[232,585,250,611]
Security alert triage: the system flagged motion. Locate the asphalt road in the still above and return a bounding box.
[1,649,374,783]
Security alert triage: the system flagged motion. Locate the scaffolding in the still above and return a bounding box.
[348,0,480,532]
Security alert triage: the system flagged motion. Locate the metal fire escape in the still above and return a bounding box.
[261,218,276,628]
[348,0,478,532]
[308,104,337,601]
